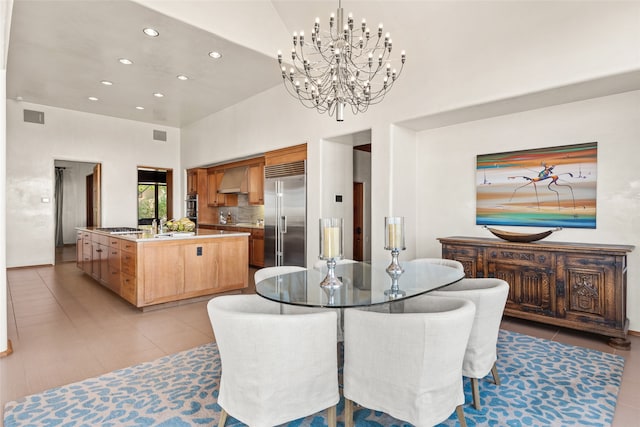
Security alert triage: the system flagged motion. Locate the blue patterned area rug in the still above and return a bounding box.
[4,330,624,427]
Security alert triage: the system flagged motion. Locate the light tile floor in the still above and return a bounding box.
[1,262,639,426]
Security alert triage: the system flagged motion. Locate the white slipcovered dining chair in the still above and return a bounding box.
[343,295,476,427]
[253,265,306,285]
[207,294,339,427]
[429,278,510,410]
[409,257,465,272]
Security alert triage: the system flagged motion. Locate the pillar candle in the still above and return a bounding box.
[387,219,403,248]
[388,223,397,248]
[323,226,340,258]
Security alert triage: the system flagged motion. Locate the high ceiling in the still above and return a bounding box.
[7,1,639,130]
[6,0,284,127]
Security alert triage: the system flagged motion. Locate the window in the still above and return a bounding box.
[137,168,171,225]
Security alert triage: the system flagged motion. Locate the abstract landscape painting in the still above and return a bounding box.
[476,142,597,228]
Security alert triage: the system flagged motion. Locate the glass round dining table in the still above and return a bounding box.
[254,260,465,308]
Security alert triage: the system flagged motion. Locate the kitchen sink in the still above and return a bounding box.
[154,232,196,238]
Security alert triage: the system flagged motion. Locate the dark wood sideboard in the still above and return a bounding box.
[438,236,634,349]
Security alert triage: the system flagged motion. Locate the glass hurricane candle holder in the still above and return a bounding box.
[384,216,406,276]
[319,218,343,289]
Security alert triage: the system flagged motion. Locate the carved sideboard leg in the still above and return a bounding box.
[608,337,631,350]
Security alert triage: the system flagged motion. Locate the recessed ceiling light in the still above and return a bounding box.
[143,28,159,37]
[101,80,113,86]
[209,51,222,59]
[176,74,189,81]
[136,106,145,110]
[88,97,99,101]
[153,92,164,98]
[119,58,133,65]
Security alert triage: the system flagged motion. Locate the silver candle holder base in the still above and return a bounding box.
[320,258,343,289]
[386,248,404,276]
[384,248,406,297]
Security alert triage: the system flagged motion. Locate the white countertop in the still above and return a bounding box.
[199,222,264,230]
[77,227,250,242]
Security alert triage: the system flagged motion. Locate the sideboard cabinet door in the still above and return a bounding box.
[557,254,626,331]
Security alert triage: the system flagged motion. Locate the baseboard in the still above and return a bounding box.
[0,340,13,358]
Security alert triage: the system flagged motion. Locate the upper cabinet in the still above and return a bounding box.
[187,169,198,195]
[207,170,238,207]
[192,156,266,211]
[248,162,265,205]
[264,143,307,165]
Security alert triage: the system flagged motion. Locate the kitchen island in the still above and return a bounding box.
[199,222,264,267]
[76,227,249,308]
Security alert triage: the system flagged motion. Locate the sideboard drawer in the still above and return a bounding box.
[487,248,552,267]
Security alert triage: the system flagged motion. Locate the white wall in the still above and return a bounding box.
[1,0,13,355]
[415,91,640,331]
[6,101,181,267]
[320,140,354,258]
[54,160,96,245]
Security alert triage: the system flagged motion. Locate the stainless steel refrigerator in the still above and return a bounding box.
[264,161,306,267]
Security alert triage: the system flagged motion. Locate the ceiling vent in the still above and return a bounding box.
[153,130,167,142]
[24,109,45,124]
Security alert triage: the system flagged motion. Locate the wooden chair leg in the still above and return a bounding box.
[327,405,337,427]
[218,408,228,427]
[344,398,354,427]
[491,362,501,385]
[456,405,467,427]
[471,377,481,410]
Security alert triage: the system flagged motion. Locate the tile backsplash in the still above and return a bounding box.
[215,194,264,224]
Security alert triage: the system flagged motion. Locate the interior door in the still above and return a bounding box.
[353,182,364,261]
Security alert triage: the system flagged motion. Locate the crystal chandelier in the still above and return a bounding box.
[277,0,406,122]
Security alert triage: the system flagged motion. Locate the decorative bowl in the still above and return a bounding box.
[483,226,561,243]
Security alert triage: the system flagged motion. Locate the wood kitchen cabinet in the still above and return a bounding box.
[248,162,264,205]
[439,236,634,348]
[187,169,198,195]
[208,225,264,267]
[80,230,92,274]
[119,239,137,304]
[91,233,109,282]
[141,242,184,303]
[207,169,238,207]
[106,236,122,293]
[76,231,84,270]
[251,228,264,267]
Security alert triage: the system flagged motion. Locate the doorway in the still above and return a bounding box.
[353,143,371,262]
[54,160,101,264]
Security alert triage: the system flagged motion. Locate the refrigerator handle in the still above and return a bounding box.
[281,215,288,234]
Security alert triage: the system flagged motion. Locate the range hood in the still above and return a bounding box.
[218,167,248,194]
